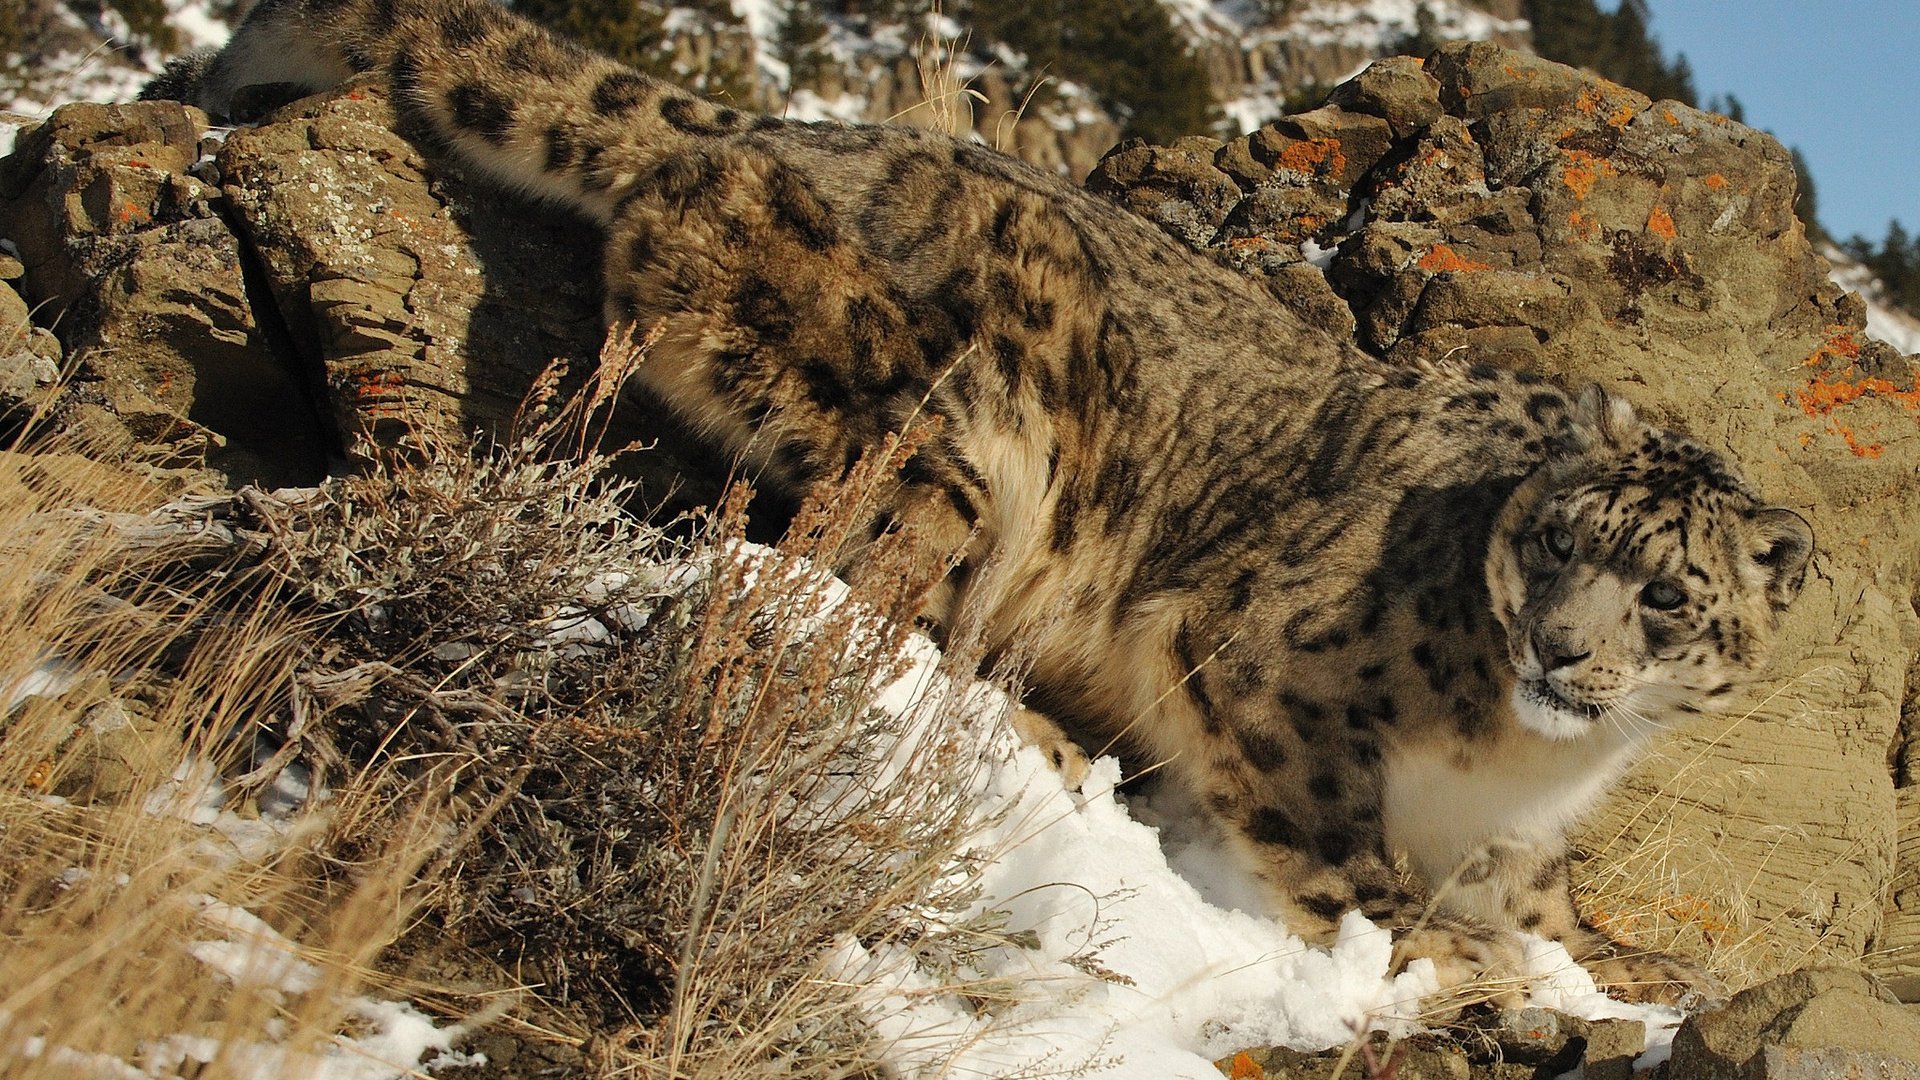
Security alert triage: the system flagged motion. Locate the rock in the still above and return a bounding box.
[1092,41,1920,982]
[212,78,579,455]
[1218,1033,1471,1079]
[1327,55,1445,138]
[206,79,724,509]
[1665,967,1920,1079]
[1086,138,1243,247]
[1216,1010,1649,1080]
[1426,42,1647,123]
[0,100,328,487]
[1880,788,1920,997]
[0,85,727,512]
[1466,1007,1644,1080]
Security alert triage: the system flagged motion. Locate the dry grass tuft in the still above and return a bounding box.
[0,434,466,1079]
[1,333,1038,1077]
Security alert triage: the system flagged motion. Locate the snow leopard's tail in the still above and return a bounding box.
[165,0,757,224]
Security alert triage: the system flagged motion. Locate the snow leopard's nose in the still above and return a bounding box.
[1535,629,1591,671]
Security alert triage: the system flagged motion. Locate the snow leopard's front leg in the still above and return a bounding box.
[1437,838,1715,1005]
[1195,753,1531,1001]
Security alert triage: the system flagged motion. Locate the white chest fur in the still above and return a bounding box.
[1382,727,1644,885]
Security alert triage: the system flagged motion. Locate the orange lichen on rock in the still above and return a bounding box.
[1568,209,1600,241]
[1703,173,1729,190]
[1560,149,1616,200]
[351,368,410,417]
[1275,137,1346,179]
[1797,368,1920,416]
[1573,87,1638,128]
[1645,205,1676,239]
[1789,329,1920,458]
[1417,244,1493,273]
[1221,1051,1266,1079]
[1802,328,1863,368]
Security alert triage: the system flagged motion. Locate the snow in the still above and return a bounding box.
[2,655,84,713]
[785,87,873,124]
[1283,0,1526,50]
[5,882,482,1080]
[166,0,231,51]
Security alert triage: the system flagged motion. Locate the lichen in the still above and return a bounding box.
[1786,329,1920,459]
[1417,244,1492,273]
[1274,137,1346,180]
[1560,148,1616,200]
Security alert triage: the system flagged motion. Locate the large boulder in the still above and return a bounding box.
[1089,41,1919,986]
[1665,967,1920,1078]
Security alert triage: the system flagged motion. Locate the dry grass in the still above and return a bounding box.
[0,336,1043,1078]
[0,439,460,1079]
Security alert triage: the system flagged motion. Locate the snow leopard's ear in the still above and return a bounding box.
[1571,384,1641,450]
[1747,507,1814,613]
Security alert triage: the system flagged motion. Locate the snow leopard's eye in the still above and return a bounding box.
[1540,525,1575,560]
[1640,580,1687,611]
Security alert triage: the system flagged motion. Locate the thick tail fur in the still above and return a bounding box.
[187,0,743,223]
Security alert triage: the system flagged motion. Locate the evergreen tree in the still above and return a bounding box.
[822,0,923,23]
[71,0,177,53]
[1395,4,1448,58]
[963,0,1216,143]
[1523,0,1696,106]
[1874,220,1913,306]
[1280,80,1334,116]
[515,0,751,99]
[776,0,831,91]
[514,0,672,70]
[1846,220,1920,319]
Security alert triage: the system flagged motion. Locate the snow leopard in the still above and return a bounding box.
[155,0,1815,1003]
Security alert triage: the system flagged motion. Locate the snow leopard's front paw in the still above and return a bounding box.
[1581,947,1718,1007]
[1392,920,1531,1009]
[1009,705,1090,791]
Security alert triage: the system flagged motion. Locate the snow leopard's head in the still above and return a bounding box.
[1484,387,1813,742]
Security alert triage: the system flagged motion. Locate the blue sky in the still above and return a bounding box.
[1624,0,1918,243]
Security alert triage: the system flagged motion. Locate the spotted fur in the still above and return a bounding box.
[166,0,1816,1003]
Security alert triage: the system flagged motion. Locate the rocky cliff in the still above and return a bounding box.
[2,39,1916,1002]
